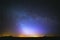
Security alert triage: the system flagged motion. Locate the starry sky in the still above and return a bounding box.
[0,0,60,36]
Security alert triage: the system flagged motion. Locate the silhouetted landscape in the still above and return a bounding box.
[0,36,60,40]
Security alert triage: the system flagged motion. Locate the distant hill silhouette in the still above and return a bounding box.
[0,36,60,40]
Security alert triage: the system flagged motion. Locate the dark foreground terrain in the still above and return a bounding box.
[0,36,60,40]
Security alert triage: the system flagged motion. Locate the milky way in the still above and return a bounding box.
[7,5,58,36]
[1,0,59,36]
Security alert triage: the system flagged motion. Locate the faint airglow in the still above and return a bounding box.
[0,32,16,37]
[1,34,11,37]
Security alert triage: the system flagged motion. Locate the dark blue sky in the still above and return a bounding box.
[0,0,60,36]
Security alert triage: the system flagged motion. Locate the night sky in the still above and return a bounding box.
[0,0,60,36]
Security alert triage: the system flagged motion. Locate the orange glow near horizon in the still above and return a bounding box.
[0,32,55,37]
[17,34,45,37]
[0,33,45,37]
